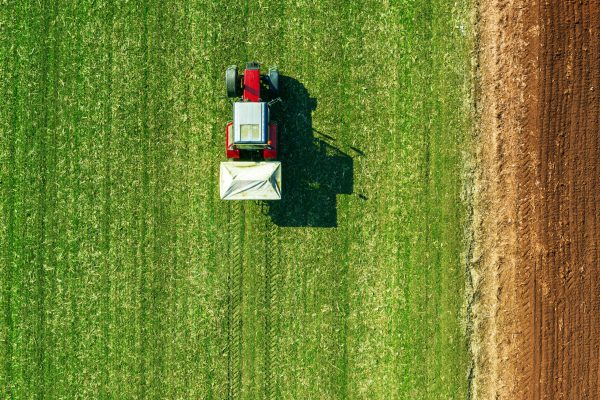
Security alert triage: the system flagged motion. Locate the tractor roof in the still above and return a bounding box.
[233,102,269,144]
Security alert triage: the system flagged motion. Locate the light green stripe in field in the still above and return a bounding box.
[0,0,474,398]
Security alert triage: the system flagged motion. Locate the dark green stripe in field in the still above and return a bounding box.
[0,0,474,398]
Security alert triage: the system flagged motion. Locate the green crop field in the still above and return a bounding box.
[1,0,475,398]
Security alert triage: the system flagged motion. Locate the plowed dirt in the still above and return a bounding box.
[475,0,600,399]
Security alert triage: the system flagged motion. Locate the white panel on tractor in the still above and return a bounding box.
[233,102,268,144]
[220,161,282,200]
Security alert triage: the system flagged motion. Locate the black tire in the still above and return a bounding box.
[268,67,279,98]
[226,66,241,98]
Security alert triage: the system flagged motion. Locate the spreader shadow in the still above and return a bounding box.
[267,76,353,228]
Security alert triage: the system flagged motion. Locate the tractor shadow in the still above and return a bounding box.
[267,76,353,227]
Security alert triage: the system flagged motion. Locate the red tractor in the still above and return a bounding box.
[220,62,282,200]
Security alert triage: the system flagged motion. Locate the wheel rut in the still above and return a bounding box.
[227,202,244,400]
[262,212,280,400]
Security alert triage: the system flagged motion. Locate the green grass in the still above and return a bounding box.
[0,0,474,398]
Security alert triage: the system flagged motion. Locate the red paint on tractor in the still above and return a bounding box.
[264,122,278,159]
[243,68,261,102]
[225,122,240,159]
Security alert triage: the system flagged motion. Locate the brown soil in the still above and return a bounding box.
[474,0,600,399]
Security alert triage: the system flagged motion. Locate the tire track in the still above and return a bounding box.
[100,1,114,396]
[1,3,19,396]
[262,209,280,400]
[514,2,541,395]
[146,1,173,395]
[42,0,61,395]
[227,202,244,400]
[34,1,59,395]
[137,1,151,397]
[474,0,540,397]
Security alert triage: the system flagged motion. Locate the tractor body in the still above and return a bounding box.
[220,62,282,200]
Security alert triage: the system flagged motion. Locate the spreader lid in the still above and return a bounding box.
[220,161,282,200]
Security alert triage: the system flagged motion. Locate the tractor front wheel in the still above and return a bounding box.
[268,67,279,98]
[226,66,241,98]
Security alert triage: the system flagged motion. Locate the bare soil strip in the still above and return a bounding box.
[475,0,600,398]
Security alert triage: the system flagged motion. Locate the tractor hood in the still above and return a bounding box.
[220,161,281,200]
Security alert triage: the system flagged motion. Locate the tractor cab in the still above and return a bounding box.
[233,102,269,148]
[226,101,277,159]
[227,101,274,158]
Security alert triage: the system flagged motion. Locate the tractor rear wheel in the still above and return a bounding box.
[268,67,279,98]
[226,66,241,98]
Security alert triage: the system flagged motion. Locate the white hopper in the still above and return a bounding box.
[220,161,282,200]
